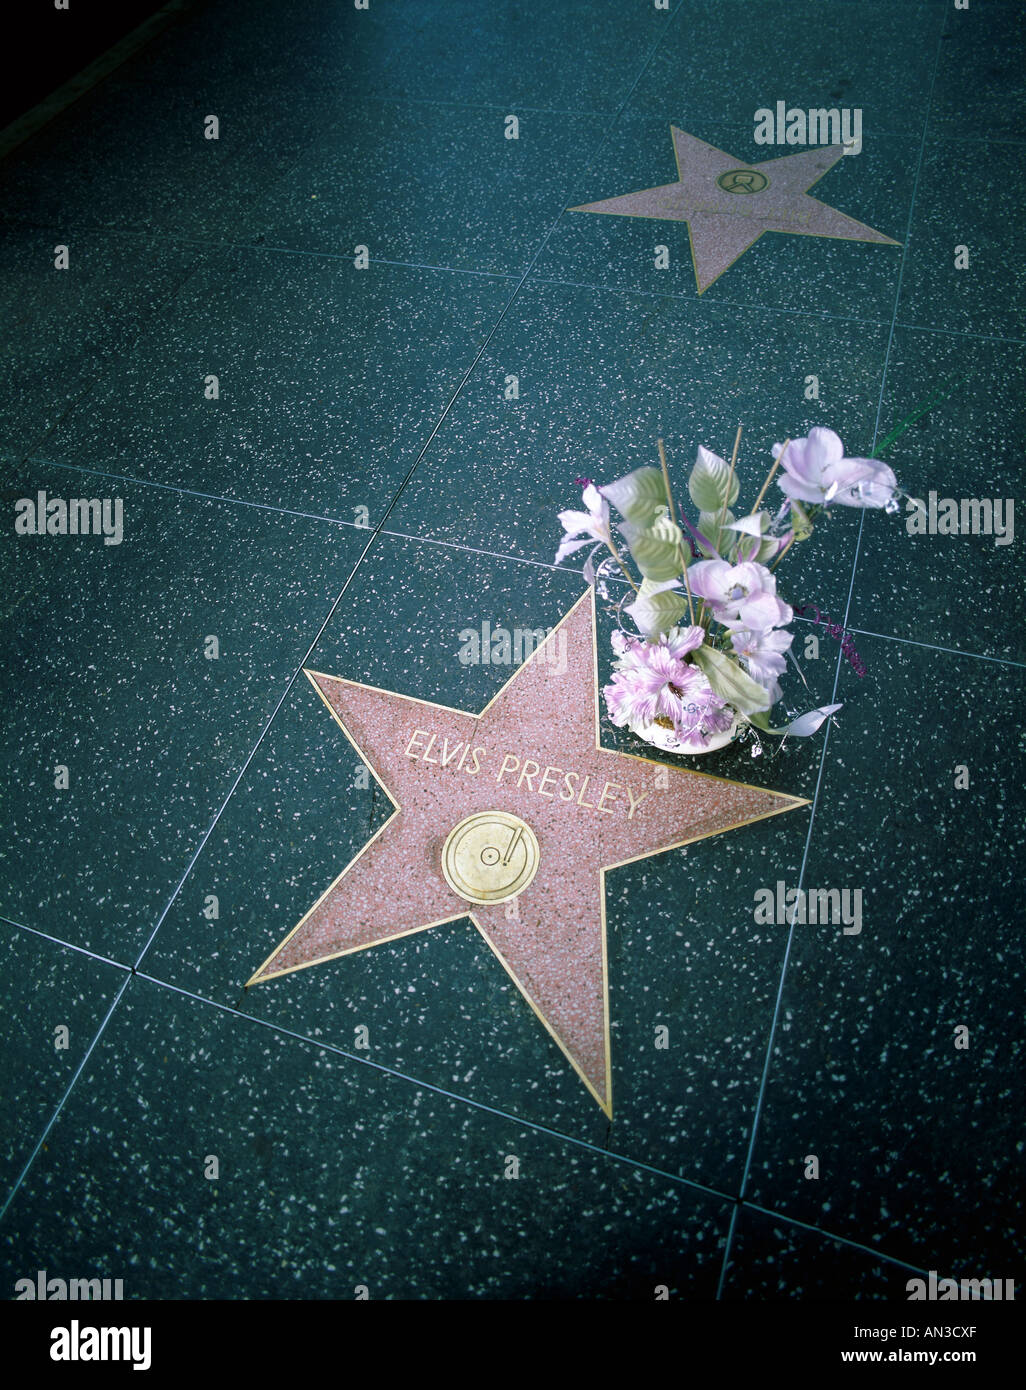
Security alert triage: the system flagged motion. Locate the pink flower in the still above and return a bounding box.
[658,625,705,659]
[687,560,776,620]
[733,590,793,632]
[611,624,704,663]
[774,429,897,508]
[675,686,736,746]
[604,644,689,727]
[726,624,793,685]
[604,628,733,746]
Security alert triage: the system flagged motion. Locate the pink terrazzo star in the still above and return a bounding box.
[571,126,899,293]
[248,591,807,1114]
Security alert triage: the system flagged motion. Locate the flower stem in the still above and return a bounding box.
[606,539,639,594]
[656,437,696,627]
[749,438,790,518]
[769,533,795,572]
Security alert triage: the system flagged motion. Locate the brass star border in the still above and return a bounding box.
[246,592,809,1115]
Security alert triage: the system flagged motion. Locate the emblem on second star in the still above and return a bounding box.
[570,126,899,293]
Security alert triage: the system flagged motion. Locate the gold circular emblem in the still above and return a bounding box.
[441,811,540,905]
[716,169,769,195]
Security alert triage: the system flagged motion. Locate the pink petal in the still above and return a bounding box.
[805,427,844,473]
[555,536,594,564]
[778,472,826,505]
[557,507,594,535]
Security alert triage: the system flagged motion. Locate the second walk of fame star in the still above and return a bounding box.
[570,126,899,293]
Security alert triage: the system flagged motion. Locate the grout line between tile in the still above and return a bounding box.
[738,1201,938,1280]
[134,978,736,1208]
[19,453,366,530]
[0,912,936,1282]
[121,967,939,1283]
[845,627,1025,669]
[126,557,381,975]
[891,321,1026,347]
[523,273,893,330]
[9,454,1023,672]
[0,975,132,1223]
[0,913,132,974]
[714,0,949,1300]
[117,8,699,981]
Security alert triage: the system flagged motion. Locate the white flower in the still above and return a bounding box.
[555,484,612,565]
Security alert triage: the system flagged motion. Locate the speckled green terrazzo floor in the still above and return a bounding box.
[1,0,1023,1300]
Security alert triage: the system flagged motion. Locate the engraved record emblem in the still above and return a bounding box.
[441,810,540,905]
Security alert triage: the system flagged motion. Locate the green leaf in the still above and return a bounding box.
[691,645,770,715]
[698,508,734,557]
[621,513,685,582]
[600,467,667,526]
[625,586,687,639]
[729,515,779,565]
[789,499,814,541]
[688,446,740,513]
[637,576,671,596]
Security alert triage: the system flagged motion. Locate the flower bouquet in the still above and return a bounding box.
[555,427,901,757]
